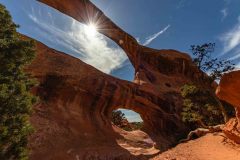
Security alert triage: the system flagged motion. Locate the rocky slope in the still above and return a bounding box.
[216,71,240,144]
[26,0,217,159]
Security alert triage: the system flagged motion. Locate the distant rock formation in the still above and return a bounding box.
[25,0,214,159]
[216,71,240,144]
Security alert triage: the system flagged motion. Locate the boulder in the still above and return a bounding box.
[216,71,240,143]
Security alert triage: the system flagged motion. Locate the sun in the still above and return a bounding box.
[84,23,97,37]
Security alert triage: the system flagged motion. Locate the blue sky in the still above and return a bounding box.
[116,109,143,122]
[1,0,240,122]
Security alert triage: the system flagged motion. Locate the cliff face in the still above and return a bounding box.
[27,36,193,160]
[26,0,214,159]
[216,71,240,144]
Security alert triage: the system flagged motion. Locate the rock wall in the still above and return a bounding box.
[216,71,240,144]
[27,36,191,160]
[26,0,214,159]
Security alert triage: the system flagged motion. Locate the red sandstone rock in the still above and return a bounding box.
[27,35,192,160]
[151,133,240,160]
[216,71,240,144]
[216,71,240,109]
[222,118,240,144]
[25,0,215,159]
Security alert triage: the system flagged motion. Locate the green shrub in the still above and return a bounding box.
[181,84,223,127]
[130,122,143,130]
[111,110,126,127]
[111,110,143,131]
[0,4,37,160]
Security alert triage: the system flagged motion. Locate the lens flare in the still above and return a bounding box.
[85,23,97,37]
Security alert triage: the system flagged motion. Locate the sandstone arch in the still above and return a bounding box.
[28,40,186,159]
[27,1,214,159]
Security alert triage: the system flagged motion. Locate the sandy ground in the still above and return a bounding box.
[114,127,160,156]
[113,126,240,160]
[151,133,240,160]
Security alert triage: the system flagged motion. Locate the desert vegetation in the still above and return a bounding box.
[180,43,235,140]
[111,110,143,131]
[1,1,240,159]
[0,4,37,160]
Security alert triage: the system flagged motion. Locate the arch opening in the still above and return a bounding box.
[13,0,135,82]
[110,108,160,156]
[111,109,143,131]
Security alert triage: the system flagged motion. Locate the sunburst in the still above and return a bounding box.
[84,23,97,37]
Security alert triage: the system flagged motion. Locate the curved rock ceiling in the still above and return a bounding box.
[26,0,215,159]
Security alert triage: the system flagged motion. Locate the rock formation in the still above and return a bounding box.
[26,0,214,159]
[216,71,240,144]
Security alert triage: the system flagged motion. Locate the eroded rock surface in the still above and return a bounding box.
[26,0,215,159]
[216,71,240,144]
[27,35,193,160]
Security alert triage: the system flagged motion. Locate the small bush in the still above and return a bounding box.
[181,84,223,127]
[111,110,126,127]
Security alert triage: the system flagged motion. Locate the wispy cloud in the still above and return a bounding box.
[28,8,127,74]
[176,0,187,9]
[228,51,240,60]
[220,16,240,54]
[221,8,228,21]
[136,37,140,44]
[224,0,232,4]
[143,25,171,46]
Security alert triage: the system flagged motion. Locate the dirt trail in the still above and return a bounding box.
[113,127,160,156]
[113,126,240,160]
[151,133,240,160]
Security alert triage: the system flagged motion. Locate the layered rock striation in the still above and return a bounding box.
[26,0,215,159]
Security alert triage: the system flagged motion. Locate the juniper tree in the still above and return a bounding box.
[191,43,235,81]
[181,43,235,127]
[111,110,126,127]
[181,84,223,128]
[0,4,37,160]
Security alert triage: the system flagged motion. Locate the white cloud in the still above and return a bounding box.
[28,10,127,74]
[228,51,240,60]
[221,8,228,21]
[220,17,240,54]
[143,25,171,46]
[136,37,140,43]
